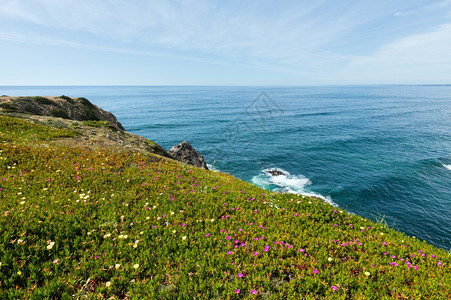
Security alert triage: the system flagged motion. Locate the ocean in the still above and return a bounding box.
[2,85,450,251]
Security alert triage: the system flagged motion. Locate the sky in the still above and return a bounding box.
[1,0,451,86]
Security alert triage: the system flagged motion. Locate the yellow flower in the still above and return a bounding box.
[105,281,112,287]
[364,271,371,276]
[328,257,333,262]
[133,264,139,269]
[182,236,187,240]
[17,271,22,275]
[115,263,120,269]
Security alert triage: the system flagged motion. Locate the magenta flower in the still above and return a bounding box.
[253,252,258,256]
[235,289,240,294]
[226,236,231,240]
[205,233,210,237]
[331,286,338,291]
[313,269,318,274]
[227,251,232,255]
[238,273,244,278]
[251,289,257,294]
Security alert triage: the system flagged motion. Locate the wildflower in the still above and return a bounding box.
[227,251,232,255]
[133,264,139,269]
[235,289,240,294]
[20,201,25,205]
[251,289,257,294]
[313,269,318,274]
[238,273,244,278]
[253,252,258,256]
[328,257,333,262]
[105,281,112,287]
[364,271,370,276]
[331,286,338,291]
[46,241,55,250]
[115,264,120,269]
[205,233,210,237]
[182,236,187,240]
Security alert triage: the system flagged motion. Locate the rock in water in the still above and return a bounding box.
[168,141,208,170]
[267,170,285,176]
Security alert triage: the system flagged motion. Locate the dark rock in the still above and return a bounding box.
[0,95,124,131]
[168,141,208,170]
[268,170,285,176]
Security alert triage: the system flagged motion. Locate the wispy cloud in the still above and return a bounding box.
[1,0,451,84]
[339,23,451,83]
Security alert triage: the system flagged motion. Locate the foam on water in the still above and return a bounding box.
[251,168,336,206]
[444,164,451,171]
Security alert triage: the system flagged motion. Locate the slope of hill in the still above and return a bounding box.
[0,102,449,298]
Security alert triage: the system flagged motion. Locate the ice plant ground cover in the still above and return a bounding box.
[0,115,450,299]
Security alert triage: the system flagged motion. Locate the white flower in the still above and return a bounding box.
[133,264,139,269]
[328,257,333,262]
[115,264,120,269]
[171,211,175,215]
[182,236,187,240]
[20,201,25,205]
[364,271,370,276]
[105,281,112,287]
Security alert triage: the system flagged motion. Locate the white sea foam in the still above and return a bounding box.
[206,163,220,172]
[251,168,337,206]
[444,164,451,171]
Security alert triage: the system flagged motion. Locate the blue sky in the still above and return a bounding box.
[1,0,451,85]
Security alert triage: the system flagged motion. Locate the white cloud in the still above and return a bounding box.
[339,23,451,83]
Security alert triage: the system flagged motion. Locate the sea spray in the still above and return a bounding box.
[251,168,337,206]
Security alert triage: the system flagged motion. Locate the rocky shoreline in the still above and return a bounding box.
[0,95,208,169]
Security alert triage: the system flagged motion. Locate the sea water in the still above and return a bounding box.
[1,85,450,250]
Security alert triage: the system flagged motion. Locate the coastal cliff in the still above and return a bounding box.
[0,95,207,168]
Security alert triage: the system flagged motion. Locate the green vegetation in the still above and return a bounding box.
[0,115,449,299]
[81,120,115,129]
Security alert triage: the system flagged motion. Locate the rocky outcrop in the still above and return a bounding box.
[268,170,285,176]
[0,95,124,131]
[168,141,208,170]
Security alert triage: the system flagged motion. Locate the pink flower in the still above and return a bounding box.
[226,236,231,240]
[251,289,257,294]
[205,233,210,237]
[227,251,232,255]
[235,289,240,294]
[313,269,318,274]
[238,273,244,278]
[331,286,338,291]
[253,252,258,256]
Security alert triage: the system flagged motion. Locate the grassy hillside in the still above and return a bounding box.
[0,115,449,299]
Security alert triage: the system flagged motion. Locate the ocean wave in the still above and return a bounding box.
[251,167,337,206]
[206,163,220,172]
[443,164,451,171]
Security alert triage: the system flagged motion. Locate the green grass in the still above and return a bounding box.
[0,115,449,299]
